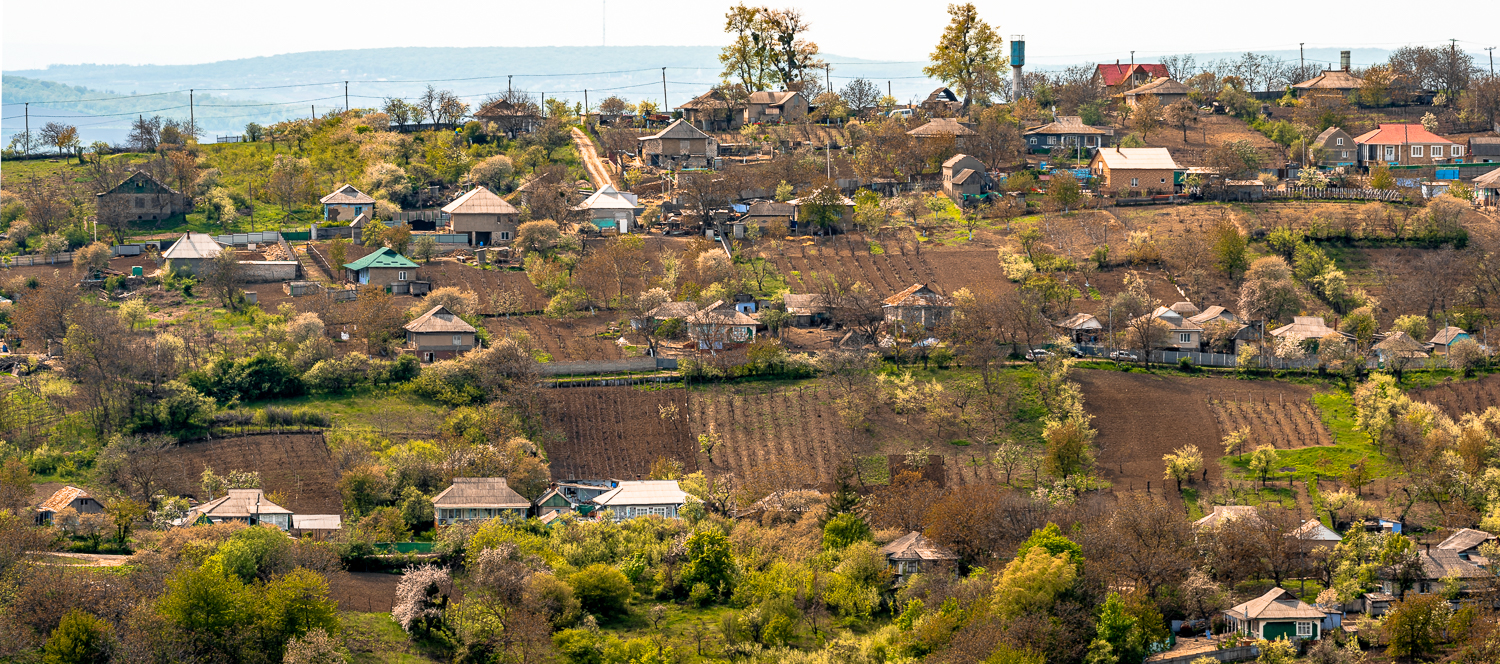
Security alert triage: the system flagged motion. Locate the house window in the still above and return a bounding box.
[1296,622,1313,637]
[1028,137,1037,145]
[1453,146,1464,156]
[1411,145,1423,157]
[398,271,408,281]
[679,140,691,154]
[452,335,462,346]
[1336,138,1344,145]
[1130,178,1139,187]
[1179,333,1192,343]
[1432,146,1444,158]
[499,231,511,240]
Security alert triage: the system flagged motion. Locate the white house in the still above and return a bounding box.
[573,185,643,233]
[432,477,531,525]
[590,480,688,520]
[189,488,293,530]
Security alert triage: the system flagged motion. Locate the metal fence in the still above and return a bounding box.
[1269,187,1402,201]
[213,231,283,246]
[433,234,469,244]
[215,136,244,143]
[2,253,73,267]
[391,210,448,223]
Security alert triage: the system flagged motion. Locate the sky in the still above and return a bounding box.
[5,0,1498,72]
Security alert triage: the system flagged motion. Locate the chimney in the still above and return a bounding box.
[1340,51,1351,71]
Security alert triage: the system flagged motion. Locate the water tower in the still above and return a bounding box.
[1011,35,1026,100]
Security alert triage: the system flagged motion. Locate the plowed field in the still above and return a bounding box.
[163,432,342,514]
[1413,374,1500,419]
[542,385,697,481]
[687,382,851,483]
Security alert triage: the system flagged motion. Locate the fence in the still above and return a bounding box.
[538,357,678,377]
[1269,187,1402,201]
[432,234,470,244]
[2,252,73,267]
[1077,345,1320,370]
[1147,645,1258,664]
[215,136,243,143]
[213,231,283,246]
[391,210,447,223]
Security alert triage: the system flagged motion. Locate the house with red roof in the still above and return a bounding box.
[1093,62,1171,93]
[1353,124,1464,167]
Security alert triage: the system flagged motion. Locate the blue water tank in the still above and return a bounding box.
[1010,39,1025,67]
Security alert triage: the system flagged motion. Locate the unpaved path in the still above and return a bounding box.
[571,127,614,189]
[34,552,131,566]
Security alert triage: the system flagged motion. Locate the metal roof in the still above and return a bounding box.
[343,247,418,271]
[879,531,958,562]
[1437,528,1495,553]
[1093,147,1182,171]
[292,514,343,529]
[1226,588,1326,621]
[162,233,224,260]
[431,477,531,509]
[442,187,519,215]
[37,486,92,512]
[591,480,687,507]
[320,184,375,205]
[575,185,642,211]
[191,489,292,518]
[405,305,476,334]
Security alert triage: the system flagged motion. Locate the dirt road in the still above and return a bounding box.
[571,127,614,189]
[34,552,131,566]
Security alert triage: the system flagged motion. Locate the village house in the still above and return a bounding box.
[920,87,963,115]
[1469,137,1500,164]
[907,118,978,149]
[880,531,959,578]
[687,300,759,351]
[343,246,419,287]
[788,191,855,229]
[1268,316,1342,346]
[432,477,531,525]
[1145,302,1206,350]
[1093,62,1171,93]
[742,200,795,228]
[320,184,376,222]
[639,119,719,170]
[189,489,293,530]
[1428,326,1470,354]
[1054,313,1102,344]
[676,89,744,131]
[1224,588,1327,641]
[1290,519,1343,550]
[883,283,954,331]
[474,99,540,138]
[404,305,477,362]
[1023,116,1113,154]
[1372,330,1429,366]
[1089,147,1181,195]
[1475,168,1500,207]
[443,186,520,247]
[1122,77,1190,108]
[95,170,188,224]
[640,301,698,329]
[1381,545,1490,598]
[534,481,615,521]
[35,486,105,525]
[1292,65,1365,98]
[574,184,643,234]
[783,293,833,327]
[162,232,225,276]
[590,480,688,521]
[1312,127,1358,168]
[1354,124,1464,166]
[941,154,995,203]
[1437,528,1495,559]
[744,90,808,124]
[1193,505,1261,529]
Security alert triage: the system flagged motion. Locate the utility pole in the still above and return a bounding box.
[189,89,194,137]
[345,81,349,112]
[1130,50,1135,66]
[24,103,29,155]
[312,105,316,120]
[1487,47,1496,75]
[824,65,831,99]
[508,75,513,94]
[584,89,589,128]
[661,67,669,117]
[1299,43,1304,73]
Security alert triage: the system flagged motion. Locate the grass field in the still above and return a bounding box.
[242,387,448,437]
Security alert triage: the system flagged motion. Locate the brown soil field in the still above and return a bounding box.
[333,572,402,613]
[485,315,627,362]
[162,432,342,514]
[688,382,853,484]
[1208,398,1332,449]
[1075,370,1322,491]
[542,385,697,481]
[1412,374,1500,419]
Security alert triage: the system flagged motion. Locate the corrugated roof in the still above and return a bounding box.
[1352,124,1456,146]
[1125,77,1190,97]
[1437,528,1495,552]
[747,91,801,106]
[343,246,418,271]
[1430,326,1467,345]
[405,305,476,333]
[431,477,531,509]
[591,480,687,507]
[163,233,224,260]
[1269,316,1339,342]
[1475,168,1500,188]
[1093,147,1181,171]
[687,300,759,326]
[575,185,641,211]
[907,118,978,137]
[320,184,376,205]
[292,515,342,529]
[1290,519,1342,541]
[952,168,979,184]
[1187,306,1234,325]
[1293,69,1365,91]
[647,301,699,319]
[640,119,712,141]
[1055,313,1100,330]
[442,187,520,215]
[1226,588,1326,621]
[879,531,958,562]
[883,284,953,308]
[192,489,292,518]
[38,486,92,512]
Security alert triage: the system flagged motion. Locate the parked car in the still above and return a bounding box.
[1025,349,1051,361]
[1068,347,1086,358]
[1110,350,1139,361]
[886,108,914,119]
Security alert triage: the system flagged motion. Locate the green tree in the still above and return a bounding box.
[1369,165,1396,190]
[1045,172,1083,212]
[680,529,735,600]
[1163,444,1203,492]
[1384,594,1445,661]
[1247,445,1280,487]
[1212,221,1248,277]
[1014,522,1084,569]
[569,563,632,618]
[260,568,341,648]
[157,564,249,651]
[992,548,1077,620]
[923,3,1007,105]
[43,610,114,664]
[822,512,873,550]
[0,458,34,514]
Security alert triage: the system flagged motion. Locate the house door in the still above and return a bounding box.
[425,352,435,362]
[473,231,492,246]
[1384,146,1395,161]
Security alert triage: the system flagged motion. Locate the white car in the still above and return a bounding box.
[1025,349,1051,361]
[1109,350,1139,361]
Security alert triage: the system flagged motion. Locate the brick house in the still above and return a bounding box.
[1089,147,1182,194]
[320,184,376,222]
[1093,62,1171,93]
[95,170,187,224]
[442,187,520,247]
[639,119,719,169]
[882,283,954,331]
[1354,124,1464,166]
[745,91,808,124]
[404,304,477,362]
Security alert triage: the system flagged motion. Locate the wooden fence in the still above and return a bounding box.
[2,252,73,267]
[1269,187,1402,201]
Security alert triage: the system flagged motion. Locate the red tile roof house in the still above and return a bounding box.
[35,486,106,525]
[1353,124,1464,167]
[1093,62,1171,93]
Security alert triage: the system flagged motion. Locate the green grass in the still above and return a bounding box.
[343,612,439,664]
[1221,391,1391,486]
[240,386,447,431]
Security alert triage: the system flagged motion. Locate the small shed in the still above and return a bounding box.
[1474,168,1500,207]
[783,293,833,327]
[1469,137,1500,164]
[290,515,343,541]
[432,478,531,525]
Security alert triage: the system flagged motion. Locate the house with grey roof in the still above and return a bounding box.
[96,170,187,225]
[404,305,477,362]
[907,118,978,148]
[1224,588,1327,641]
[882,284,954,331]
[432,478,531,525]
[879,531,958,577]
[639,119,719,170]
[162,232,225,276]
[1054,313,1102,344]
[1428,326,1470,355]
[189,488,293,530]
[1024,116,1113,154]
[320,184,376,222]
[1122,77,1190,108]
[745,90,807,124]
[688,300,759,351]
[443,187,520,247]
[783,293,833,327]
[941,154,995,203]
[589,480,688,521]
[1312,127,1358,168]
[1437,528,1495,558]
[573,185,643,233]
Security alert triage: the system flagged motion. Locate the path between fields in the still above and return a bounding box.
[33,552,131,566]
[571,127,614,189]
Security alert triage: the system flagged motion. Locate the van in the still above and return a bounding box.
[887,108,914,119]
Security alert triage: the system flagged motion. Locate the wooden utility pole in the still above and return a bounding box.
[661,67,669,116]
[345,81,349,112]
[189,89,194,136]
[24,103,28,154]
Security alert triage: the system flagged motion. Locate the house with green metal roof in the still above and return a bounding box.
[343,247,419,287]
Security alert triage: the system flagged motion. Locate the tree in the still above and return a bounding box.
[1131,95,1163,140]
[1045,172,1082,212]
[412,235,438,263]
[0,460,35,515]
[822,513,873,550]
[923,3,1006,105]
[200,248,246,310]
[1212,221,1248,278]
[991,547,1076,620]
[1238,256,1300,324]
[1221,428,1251,460]
[568,563,632,618]
[681,529,735,601]
[43,609,114,664]
[1384,594,1445,660]
[1163,444,1203,492]
[72,242,111,276]
[760,7,823,88]
[268,154,315,223]
[1166,99,1198,142]
[1369,165,1396,190]
[840,78,881,114]
[1247,444,1280,487]
[40,122,80,160]
[128,115,161,152]
[515,220,561,256]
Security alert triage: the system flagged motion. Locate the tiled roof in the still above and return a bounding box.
[646,301,699,319]
[1227,588,1326,621]
[442,187,519,215]
[38,486,92,512]
[1293,70,1365,91]
[1095,63,1170,87]
[431,478,530,509]
[343,246,418,271]
[192,489,292,518]
[474,99,537,119]
[405,305,475,334]
[591,480,687,507]
[879,531,958,562]
[1352,124,1456,146]
[677,89,742,110]
[163,233,224,260]
[883,284,953,308]
[1094,147,1181,171]
[320,184,375,205]
[1194,505,1261,528]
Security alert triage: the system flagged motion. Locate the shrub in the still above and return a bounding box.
[568,563,632,619]
[43,609,114,664]
[188,352,304,403]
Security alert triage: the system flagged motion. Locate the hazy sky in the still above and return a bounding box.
[5,0,1497,71]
